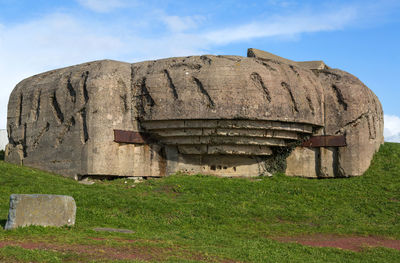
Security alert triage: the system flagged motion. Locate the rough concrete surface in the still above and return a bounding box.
[5,49,383,178]
[5,194,76,230]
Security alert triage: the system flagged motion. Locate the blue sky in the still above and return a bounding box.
[0,0,399,141]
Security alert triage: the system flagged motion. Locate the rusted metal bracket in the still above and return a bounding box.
[302,135,346,147]
[114,130,150,144]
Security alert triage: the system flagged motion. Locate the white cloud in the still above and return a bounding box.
[161,14,205,33]
[384,115,400,142]
[76,0,128,13]
[203,7,356,45]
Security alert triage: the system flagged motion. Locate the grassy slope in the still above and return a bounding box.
[0,143,399,262]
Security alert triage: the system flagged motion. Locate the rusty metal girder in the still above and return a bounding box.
[114,130,150,144]
[302,135,346,147]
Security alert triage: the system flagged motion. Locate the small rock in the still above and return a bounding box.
[79,181,95,185]
[127,177,144,183]
[78,178,95,185]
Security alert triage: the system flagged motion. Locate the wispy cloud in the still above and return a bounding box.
[384,115,400,143]
[160,14,205,33]
[203,7,356,45]
[76,0,129,13]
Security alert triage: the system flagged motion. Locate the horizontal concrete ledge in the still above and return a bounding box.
[150,128,299,140]
[160,136,287,146]
[178,144,273,155]
[141,120,314,133]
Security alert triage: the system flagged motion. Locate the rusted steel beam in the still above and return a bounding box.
[114,130,150,144]
[302,135,346,147]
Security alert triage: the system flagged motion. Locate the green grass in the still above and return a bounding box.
[0,143,399,262]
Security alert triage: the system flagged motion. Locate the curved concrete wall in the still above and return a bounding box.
[5,50,383,178]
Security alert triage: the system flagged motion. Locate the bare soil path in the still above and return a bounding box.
[0,238,238,262]
[275,234,400,252]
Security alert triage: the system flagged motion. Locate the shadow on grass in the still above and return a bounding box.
[0,219,7,228]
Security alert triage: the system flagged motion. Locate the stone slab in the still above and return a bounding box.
[5,194,76,230]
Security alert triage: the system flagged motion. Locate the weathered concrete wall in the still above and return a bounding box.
[285,67,384,177]
[317,68,384,176]
[5,50,383,178]
[6,60,138,177]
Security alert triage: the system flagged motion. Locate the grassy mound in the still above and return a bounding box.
[0,143,399,262]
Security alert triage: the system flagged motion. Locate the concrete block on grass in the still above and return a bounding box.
[5,194,76,230]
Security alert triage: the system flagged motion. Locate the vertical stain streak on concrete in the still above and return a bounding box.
[33,122,50,148]
[67,76,77,103]
[314,84,322,106]
[131,66,152,118]
[306,95,315,115]
[367,115,372,139]
[79,108,89,144]
[164,69,179,99]
[281,82,299,113]
[56,117,75,146]
[118,79,129,113]
[289,65,300,76]
[17,93,23,127]
[130,65,138,118]
[35,90,41,121]
[30,90,41,121]
[22,123,27,157]
[140,77,155,107]
[8,124,16,146]
[120,94,128,112]
[82,71,89,103]
[158,147,167,177]
[193,77,214,107]
[50,91,64,124]
[331,84,348,110]
[373,97,379,116]
[371,115,376,139]
[366,113,376,140]
[250,72,271,102]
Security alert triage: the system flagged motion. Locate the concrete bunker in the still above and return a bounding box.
[5,49,384,178]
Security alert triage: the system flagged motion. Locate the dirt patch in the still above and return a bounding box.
[275,234,400,252]
[154,185,181,198]
[0,241,163,261]
[0,239,238,262]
